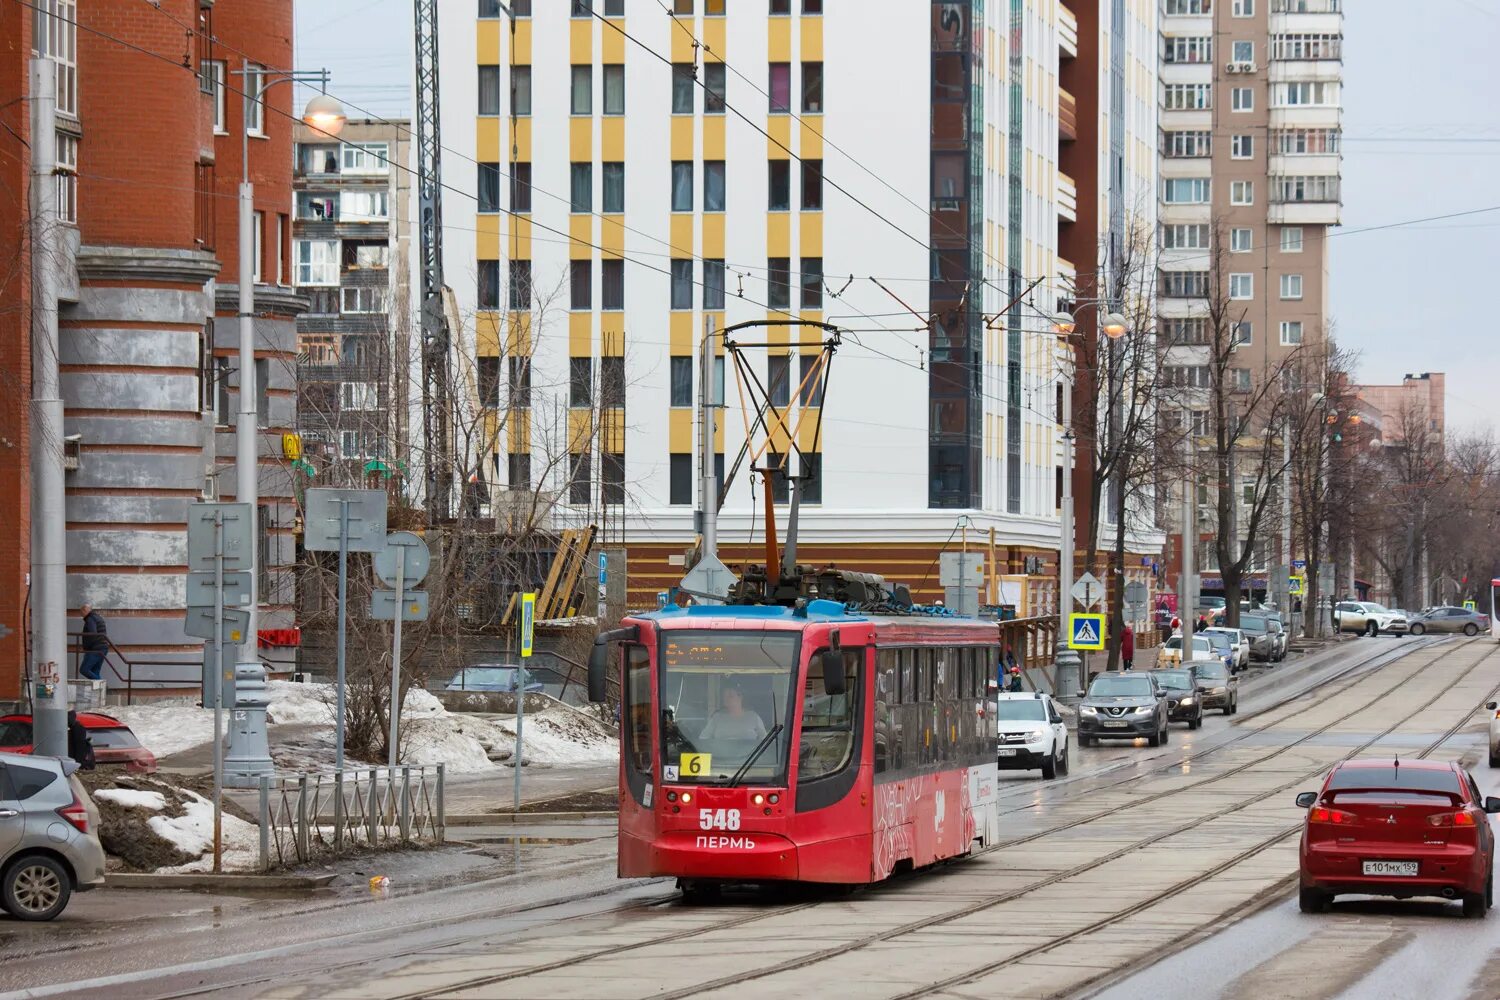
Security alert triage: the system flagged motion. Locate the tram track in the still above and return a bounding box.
[300,639,1489,1000]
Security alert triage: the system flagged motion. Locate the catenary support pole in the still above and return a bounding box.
[1055,336,1081,705]
[29,60,68,758]
[387,545,407,769]
[698,315,717,565]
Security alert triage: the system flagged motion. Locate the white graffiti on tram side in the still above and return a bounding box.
[696,835,757,849]
[872,779,922,881]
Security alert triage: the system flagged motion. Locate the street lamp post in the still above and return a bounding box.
[223,65,344,784]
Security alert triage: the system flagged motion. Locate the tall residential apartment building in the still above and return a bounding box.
[293,120,413,480]
[0,0,302,706]
[441,1,1160,607]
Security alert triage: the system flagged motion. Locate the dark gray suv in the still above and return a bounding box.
[1,752,106,920]
[1077,672,1169,747]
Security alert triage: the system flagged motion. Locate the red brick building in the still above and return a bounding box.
[0,0,298,707]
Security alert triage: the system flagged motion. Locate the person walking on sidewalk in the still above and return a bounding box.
[79,603,108,681]
[1122,624,1135,671]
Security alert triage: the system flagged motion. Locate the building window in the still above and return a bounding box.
[341,142,389,174]
[511,162,532,213]
[1272,128,1341,155]
[703,259,725,309]
[769,63,791,113]
[245,62,265,135]
[600,356,625,407]
[1162,131,1211,158]
[767,257,791,309]
[571,162,593,213]
[1232,369,1253,393]
[1272,175,1340,203]
[1281,226,1304,252]
[1271,33,1343,61]
[340,287,389,313]
[509,356,532,409]
[671,161,693,211]
[603,64,625,115]
[1280,321,1304,346]
[1275,81,1339,107]
[670,356,693,407]
[800,159,823,210]
[478,163,501,212]
[1231,227,1252,252]
[55,132,76,224]
[770,0,791,12]
[342,191,389,221]
[574,0,594,15]
[295,240,339,285]
[803,0,822,12]
[799,355,824,407]
[672,0,691,11]
[1229,273,1253,299]
[477,259,500,308]
[570,260,592,310]
[705,63,726,114]
[508,452,531,489]
[766,454,789,503]
[571,65,592,115]
[602,453,625,506]
[1162,177,1210,203]
[602,161,625,212]
[801,61,823,113]
[669,454,692,505]
[768,354,791,407]
[570,358,593,408]
[670,259,693,309]
[1232,0,1253,15]
[703,160,726,211]
[1231,134,1253,159]
[1163,317,1208,345]
[1232,40,1255,62]
[1280,273,1304,299]
[1232,321,1253,346]
[606,0,625,14]
[1231,87,1254,112]
[800,257,823,309]
[476,359,501,407]
[1162,36,1212,63]
[1162,224,1209,250]
[1231,180,1254,205]
[671,63,694,114]
[768,159,791,211]
[206,61,227,133]
[255,359,271,428]
[1160,270,1210,298]
[1162,83,1211,110]
[509,259,532,310]
[1162,0,1210,11]
[512,65,532,115]
[602,259,625,309]
[570,452,592,505]
[800,452,822,503]
[479,65,501,115]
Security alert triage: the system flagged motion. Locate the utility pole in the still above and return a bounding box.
[415,0,453,521]
[1055,337,1081,704]
[1180,415,1195,653]
[29,60,68,758]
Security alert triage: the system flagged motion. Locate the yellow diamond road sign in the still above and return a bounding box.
[1068,613,1107,651]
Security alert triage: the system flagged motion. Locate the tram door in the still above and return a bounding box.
[1491,579,1500,641]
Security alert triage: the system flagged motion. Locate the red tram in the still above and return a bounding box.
[589,598,1002,893]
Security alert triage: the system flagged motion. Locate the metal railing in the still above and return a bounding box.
[255,764,445,871]
[62,633,200,706]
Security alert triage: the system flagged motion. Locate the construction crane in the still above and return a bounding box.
[414,0,453,520]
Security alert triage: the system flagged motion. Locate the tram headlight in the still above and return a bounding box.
[666,791,678,802]
[680,792,692,803]
[752,793,765,806]
[768,793,780,804]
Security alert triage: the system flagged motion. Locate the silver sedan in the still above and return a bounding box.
[1409,606,1490,637]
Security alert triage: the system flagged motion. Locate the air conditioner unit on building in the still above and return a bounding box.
[1226,61,1256,73]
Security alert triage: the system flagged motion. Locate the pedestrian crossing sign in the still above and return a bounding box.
[1465,599,1477,612]
[1068,613,1107,651]
[1289,574,1305,597]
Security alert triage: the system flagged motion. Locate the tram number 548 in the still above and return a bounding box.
[698,808,742,831]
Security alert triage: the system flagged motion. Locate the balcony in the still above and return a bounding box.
[1058,88,1077,141]
[1272,0,1340,11]
[1268,174,1341,224]
[1058,4,1079,59]
[1056,172,1077,223]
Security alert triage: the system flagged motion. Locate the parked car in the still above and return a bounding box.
[1077,672,1169,748]
[1296,758,1499,917]
[0,713,157,773]
[444,665,552,694]
[1150,668,1204,729]
[0,751,107,920]
[1204,627,1251,671]
[994,692,1069,779]
[1193,660,1238,715]
[1410,606,1490,637]
[1244,613,1287,662]
[1197,630,1240,673]
[1334,601,1409,637]
[1155,634,1216,669]
[1238,616,1278,662]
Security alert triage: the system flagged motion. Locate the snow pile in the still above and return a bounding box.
[264,680,334,726]
[152,790,261,873]
[108,701,214,758]
[402,716,497,773]
[94,788,166,811]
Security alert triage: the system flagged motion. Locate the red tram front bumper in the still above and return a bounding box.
[640,829,801,881]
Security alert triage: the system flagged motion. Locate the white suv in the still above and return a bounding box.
[995,692,1069,779]
[1335,601,1409,637]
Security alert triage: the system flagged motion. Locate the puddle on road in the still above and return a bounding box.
[462,836,596,846]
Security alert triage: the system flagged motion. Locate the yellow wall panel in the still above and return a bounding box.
[506,413,531,455]
[799,118,824,159]
[569,18,592,60]
[513,118,531,161]
[600,315,627,355]
[601,214,625,258]
[670,214,694,254]
[477,21,500,65]
[703,20,726,56]
[513,19,532,62]
[569,312,593,356]
[766,212,790,255]
[602,18,624,62]
[702,213,724,257]
[671,24,694,62]
[510,216,532,260]
[476,118,501,161]
[505,312,534,356]
[714,419,724,453]
[602,117,624,161]
[475,312,501,357]
[601,411,625,453]
[768,17,791,61]
[703,117,725,160]
[671,116,694,160]
[670,311,694,355]
[669,410,692,453]
[767,117,792,154]
[799,212,823,255]
[570,117,593,160]
[567,409,594,451]
[800,15,823,60]
[476,213,501,259]
[570,214,593,258]
[798,414,823,453]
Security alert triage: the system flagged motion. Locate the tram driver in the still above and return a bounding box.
[699,684,769,742]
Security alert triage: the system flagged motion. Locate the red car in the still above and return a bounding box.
[1298,758,1500,917]
[0,712,157,773]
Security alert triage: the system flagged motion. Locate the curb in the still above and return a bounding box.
[105,872,338,891]
[446,810,617,825]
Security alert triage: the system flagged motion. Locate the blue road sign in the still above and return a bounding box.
[1068,613,1107,651]
[599,551,608,585]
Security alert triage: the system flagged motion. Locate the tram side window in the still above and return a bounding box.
[875,650,897,773]
[800,648,860,782]
[625,644,651,772]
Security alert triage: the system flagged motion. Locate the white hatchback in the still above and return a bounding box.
[995,692,1069,779]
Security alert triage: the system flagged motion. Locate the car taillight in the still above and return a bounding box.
[1427,811,1477,828]
[57,791,89,834]
[1309,806,1358,826]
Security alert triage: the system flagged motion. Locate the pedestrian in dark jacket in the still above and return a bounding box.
[67,711,95,770]
[1122,625,1135,671]
[79,603,107,681]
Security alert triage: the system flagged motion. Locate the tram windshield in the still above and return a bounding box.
[659,632,799,785]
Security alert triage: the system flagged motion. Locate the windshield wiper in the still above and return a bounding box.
[728,724,784,787]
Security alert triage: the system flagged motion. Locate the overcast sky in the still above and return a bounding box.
[295,0,1500,435]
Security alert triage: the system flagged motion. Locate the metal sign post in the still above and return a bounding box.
[372,531,431,769]
[305,489,388,773]
[211,510,224,874]
[516,592,536,810]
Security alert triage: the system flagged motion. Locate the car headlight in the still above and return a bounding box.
[1210,686,1227,694]
[1079,706,1097,716]
[1179,696,1194,706]
[1133,706,1155,715]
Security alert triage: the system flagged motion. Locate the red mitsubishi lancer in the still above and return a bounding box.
[1298,758,1500,917]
